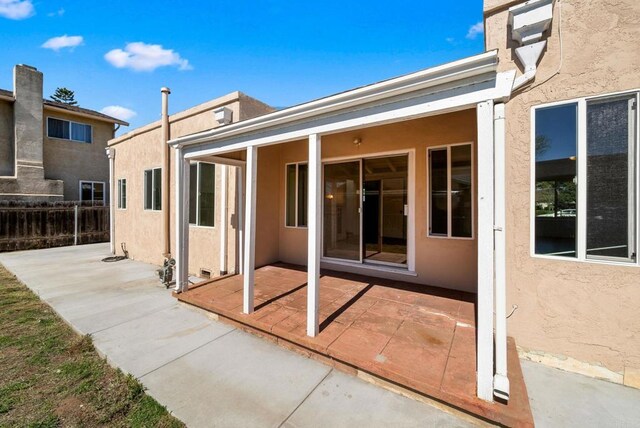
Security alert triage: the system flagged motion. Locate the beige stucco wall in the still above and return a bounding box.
[486,0,640,375]
[42,109,114,201]
[249,110,478,292]
[110,93,272,276]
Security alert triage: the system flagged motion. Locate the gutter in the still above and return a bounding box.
[169,51,499,148]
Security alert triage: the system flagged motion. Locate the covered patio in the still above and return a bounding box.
[177,263,532,426]
[169,50,523,423]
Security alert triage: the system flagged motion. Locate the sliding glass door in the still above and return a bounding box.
[323,161,361,261]
[322,154,409,266]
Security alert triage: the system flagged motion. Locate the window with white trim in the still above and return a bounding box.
[117,179,126,209]
[189,162,215,227]
[47,117,92,143]
[79,181,105,204]
[285,162,308,227]
[428,143,473,238]
[144,168,161,211]
[533,92,638,263]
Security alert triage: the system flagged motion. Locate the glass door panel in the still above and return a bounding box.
[323,161,361,261]
[362,155,408,265]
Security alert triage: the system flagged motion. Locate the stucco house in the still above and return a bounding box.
[106,90,274,274]
[108,0,639,424]
[0,64,128,202]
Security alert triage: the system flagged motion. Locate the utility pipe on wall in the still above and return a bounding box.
[161,87,171,258]
[106,147,116,254]
[493,103,509,401]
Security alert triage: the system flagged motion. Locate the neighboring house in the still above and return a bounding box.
[0,64,128,202]
[106,90,274,274]
[109,0,639,411]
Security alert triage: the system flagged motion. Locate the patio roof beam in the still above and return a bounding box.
[307,134,322,337]
[170,51,499,149]
[181,70,515,160]
[243,146,258,314]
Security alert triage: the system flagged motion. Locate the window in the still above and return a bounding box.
[117,179,127,209]
[47,117,92,143]
[79,181,105,204]
[428,143,473,238]
[285,162,308,227]
[533,93,638,263]
[189,162,216,227]
[144,168,162,211]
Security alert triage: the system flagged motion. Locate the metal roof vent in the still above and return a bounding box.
[214,106,233,125]
[508,0,554,91]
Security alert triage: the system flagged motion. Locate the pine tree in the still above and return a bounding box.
[50,87,78,106]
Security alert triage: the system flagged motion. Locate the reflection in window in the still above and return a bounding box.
[189,162,216,227]
[429,144,472,238]
[586,97,636,260]
[534,103,578,257]
[285,163,308,227]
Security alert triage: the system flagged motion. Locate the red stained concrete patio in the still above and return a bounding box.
[177,263,533,427]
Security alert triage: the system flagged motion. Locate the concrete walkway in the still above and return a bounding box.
[0,244,473,428]
[4,244,639,427]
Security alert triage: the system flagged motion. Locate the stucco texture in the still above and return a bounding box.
[249,110,479,292]
[486,0,640,374]
[110,93,271,277]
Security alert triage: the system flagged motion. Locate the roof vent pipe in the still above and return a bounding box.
[161,87,171,258]
[508,0,554,91]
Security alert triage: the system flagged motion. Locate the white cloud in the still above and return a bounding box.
[0,0,34,20]
[41,35,84,51]
[104,42,192,72]
[466,21,484,40]
[47,8,64,17]
[100,106,137,122]
[445,37,455,44]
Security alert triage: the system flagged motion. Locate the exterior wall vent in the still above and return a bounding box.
[214,107,233,125]
[199,268,211,279]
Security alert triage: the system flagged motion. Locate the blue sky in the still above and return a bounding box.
[0,0,485,132]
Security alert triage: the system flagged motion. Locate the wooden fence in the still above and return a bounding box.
[0,201,110,252]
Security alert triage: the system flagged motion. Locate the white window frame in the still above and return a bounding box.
[530,89,640,267]
[46,116,93,143]
[143,167,162,211]
[284,161,308,229]
[189,161,216,228]
[117,178,126,210]
[79,180,105,204]
[427,142,475,240]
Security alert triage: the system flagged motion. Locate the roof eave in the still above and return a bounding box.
[169,50,499,148]
[43,103,129,126]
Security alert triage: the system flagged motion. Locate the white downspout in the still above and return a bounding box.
[219,164,228,275]
[493,103,509,401]
[106,147,116,255]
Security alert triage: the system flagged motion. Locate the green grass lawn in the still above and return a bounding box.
[0,265,184,427]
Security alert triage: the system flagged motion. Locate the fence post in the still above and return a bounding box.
[74,204,78,246]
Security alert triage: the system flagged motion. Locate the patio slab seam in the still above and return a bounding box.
[138,327,237,379]
[276,368,335,428]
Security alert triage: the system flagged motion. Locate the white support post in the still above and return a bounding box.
[243,146,258,314]
[219,164,228,275]
[106,147,115,254]
[307,134,322,337]
[476,100,495,402]
[493,103,509,401]
[174,146,190,293]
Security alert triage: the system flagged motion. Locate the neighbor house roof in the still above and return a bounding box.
[0,87,129,126]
